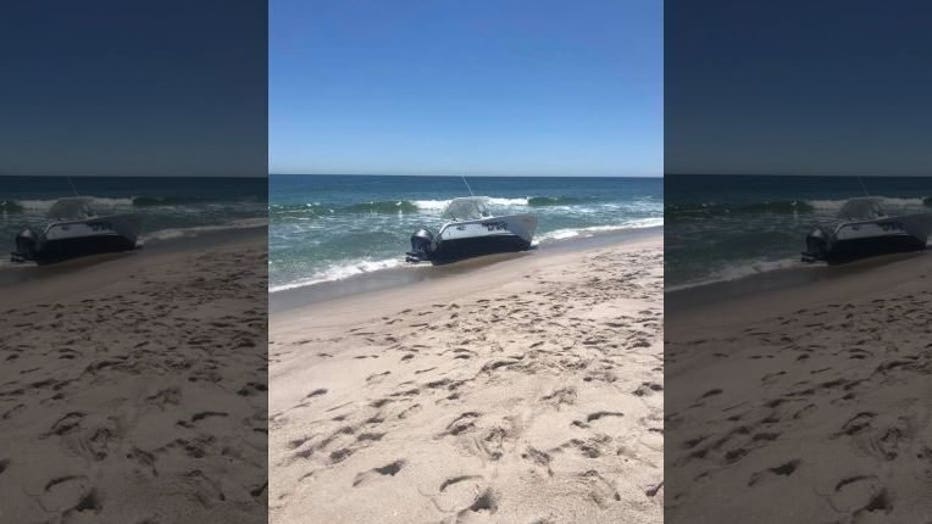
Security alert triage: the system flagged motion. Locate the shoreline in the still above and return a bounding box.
[665,248,932,320]
[666,248,932,316]
[269,232,664,522]
[665,248,932,522]
[270,225,661,313]
[0,225,266,291]
[0,229,267,521]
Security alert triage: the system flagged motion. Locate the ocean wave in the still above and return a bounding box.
[667,200,815,218]
[409,199,450,211]
[666,257,807,292]
[269,257,407,292]
[272,195,621,217]
[270,216,663,291]
[670,196,932,219]
[12,196,136,212]
[344,200,420,214]
[1,195,259,213]
[271,200,422,216]
[131,196,221,207]
[140,217,269,242]
[536,217,664,242]
[527,196,592,207]
[0,200,25,213]
[485,197,531,206]
[412,197,531,209]
[808,196,931,212]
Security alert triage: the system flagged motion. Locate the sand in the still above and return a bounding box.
[0,233,267,523]
[269,234,664,523]
[666,251,932,523]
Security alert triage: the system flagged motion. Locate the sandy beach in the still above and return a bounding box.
[0,231,267,523]
[666,251,932,523]
[269,232,664,523]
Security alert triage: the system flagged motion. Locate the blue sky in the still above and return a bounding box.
[667,0,932,176]
[1,1,266,177]
[270,0,662,176]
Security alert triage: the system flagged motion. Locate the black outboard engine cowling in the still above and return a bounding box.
[406,228,436,262]
[11,227,39,263]
[801,227,828,263]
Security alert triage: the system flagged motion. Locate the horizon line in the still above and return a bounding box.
[270,172,663,178]
[666,172,932,178]
[0,173,268,178]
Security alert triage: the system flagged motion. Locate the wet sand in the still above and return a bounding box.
[269,232,664,523]
[270,226,662,312]
[0,231,267,523]
[666,250,932,523]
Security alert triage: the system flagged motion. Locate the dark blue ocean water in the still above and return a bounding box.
[0,176,267,265]
[269,175,663,291]
[666,175,932,288]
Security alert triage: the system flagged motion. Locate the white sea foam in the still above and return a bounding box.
[140,218,269,243]
[665,257,808,293]
[536,217,664,243]
[411,197,531,211]
[269,257,408,292]
[807,196,928,213]
[271,216,664,292]
[485,197,530,206]
[410,199,451,210]
[16,196,135,212]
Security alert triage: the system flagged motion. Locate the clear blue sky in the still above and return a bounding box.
[667,0,932,176]
[1,0,266,177]
[270,0,662,176]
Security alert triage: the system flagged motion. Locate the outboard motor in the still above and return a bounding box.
[406,228,436,262]
[801,226,828,263]
[11,227,39,263]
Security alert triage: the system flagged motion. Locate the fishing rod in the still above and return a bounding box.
[857,176,870,197]
[67,176,80,197]
[461,175,474,196]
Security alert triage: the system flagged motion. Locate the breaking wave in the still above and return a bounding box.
[669,195,932,219]
[140,218,269,242]
[665,257,808,292]
[271,195,624,217]
[535,217,664,242]
[268,257,407,292]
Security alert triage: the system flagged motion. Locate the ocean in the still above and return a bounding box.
[269,175,663,292]
[0,176,267,265]
[666,175,932,289]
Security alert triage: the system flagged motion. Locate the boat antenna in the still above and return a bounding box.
[857,176,870,197]
[461,175,474,196]
[67,176,80,197]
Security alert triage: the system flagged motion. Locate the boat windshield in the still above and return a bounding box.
[48,198,96,220]
[837,198,885,220]
[441,197,491,221]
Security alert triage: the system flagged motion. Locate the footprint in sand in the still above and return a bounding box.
[306,388,328,398]
[633,382,663,396]
[747,459,800,486]
[352,459,405,487]
[579,470,621,509]
[440,474,483,492]
[440,411,481,437]
[456,488,499,519]
[44,411,85,437]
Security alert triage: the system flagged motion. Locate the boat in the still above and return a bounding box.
[10,197,141,264]
[801,197,932,264]
[405,196,538,264]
